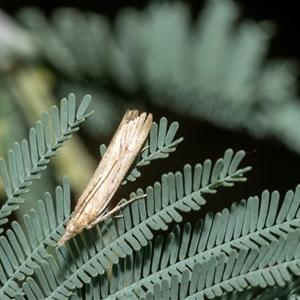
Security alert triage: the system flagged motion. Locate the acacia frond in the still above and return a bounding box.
[0,94,93,231]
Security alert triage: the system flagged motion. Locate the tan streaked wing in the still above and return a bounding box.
[57,110,152,245]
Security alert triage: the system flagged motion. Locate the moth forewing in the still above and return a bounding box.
[57,110,153,246]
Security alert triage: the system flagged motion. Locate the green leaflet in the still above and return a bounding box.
[0,94,93,232]
[1,94,281,299]
[92,186,300,299]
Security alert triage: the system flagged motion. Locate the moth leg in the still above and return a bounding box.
[115,193,146,208]
[86,194,147,228]
[110,214,123,219]
[140,145,149,153]
[111,193,147,218]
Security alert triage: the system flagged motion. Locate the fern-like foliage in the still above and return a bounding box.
[0,101,185,299]
[4,95,300,298]
[72,184,300,300]
[0,176,71,300]
[0,94,93,232]
[0,142,250,299]
[15,1,300,157]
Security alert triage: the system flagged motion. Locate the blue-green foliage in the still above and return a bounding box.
[2,94,300,299]
[71,185,300,300]
[0,94,93,232]
[16,1,300,157]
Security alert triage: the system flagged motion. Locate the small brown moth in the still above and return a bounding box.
[58,110,153,246]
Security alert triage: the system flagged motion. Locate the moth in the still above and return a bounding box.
[58,110,153,246]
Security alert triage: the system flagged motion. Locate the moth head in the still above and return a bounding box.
[57,219,84,246]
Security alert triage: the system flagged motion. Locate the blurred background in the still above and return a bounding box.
[1,0,300,224]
